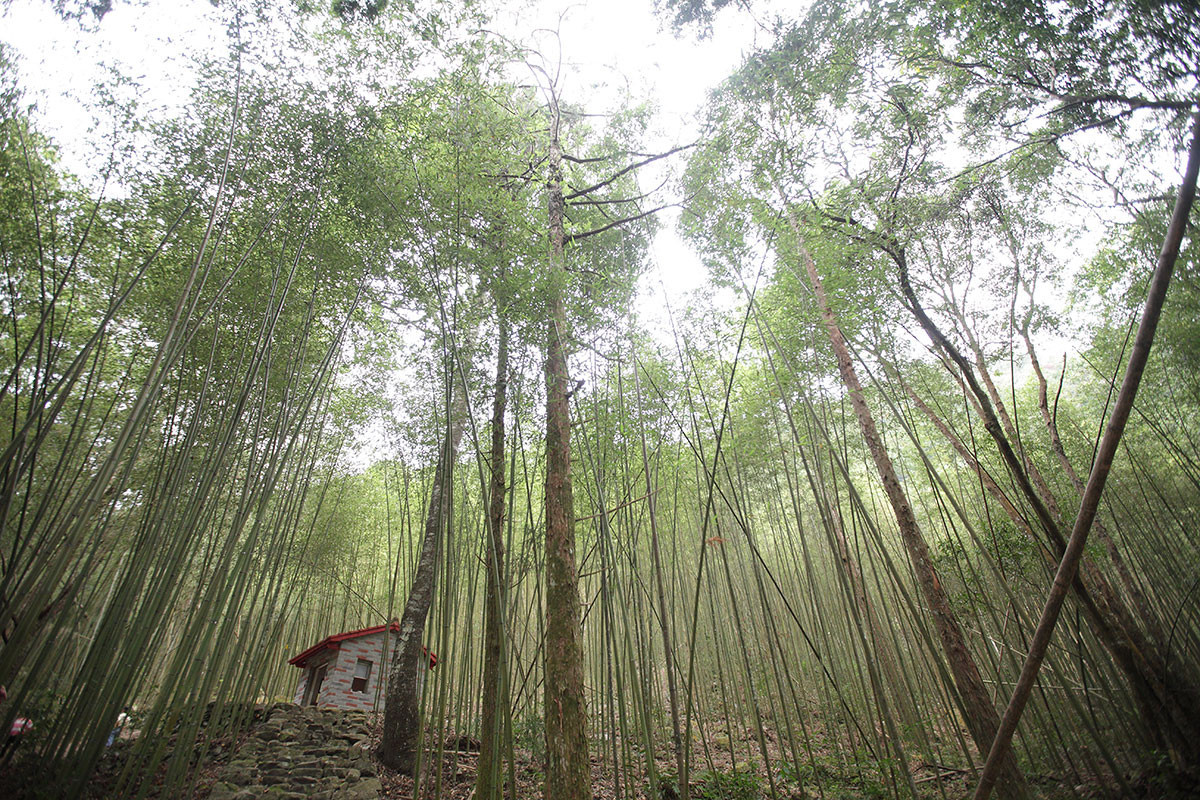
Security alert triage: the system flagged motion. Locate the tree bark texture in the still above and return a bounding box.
[378,401,464,774]
[476,299,509,800]
[543,107,591,800]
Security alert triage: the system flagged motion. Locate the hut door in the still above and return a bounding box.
[306,664,327,705]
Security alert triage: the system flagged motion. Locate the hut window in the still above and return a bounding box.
[351,658,372,693]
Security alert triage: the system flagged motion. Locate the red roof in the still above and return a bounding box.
[289,622,437,669]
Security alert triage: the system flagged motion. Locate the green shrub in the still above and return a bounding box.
[512,713,545,765]
[695,767,762,800]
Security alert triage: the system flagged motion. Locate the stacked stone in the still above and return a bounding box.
[207,703,382,800]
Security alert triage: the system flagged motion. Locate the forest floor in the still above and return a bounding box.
[340,711,1200,800]
[357,718,1200,800]
[3,703,1196,799]
[362,716,965,800]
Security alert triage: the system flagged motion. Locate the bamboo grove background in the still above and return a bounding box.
[1,1,1199,798]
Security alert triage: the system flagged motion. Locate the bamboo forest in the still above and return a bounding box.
[1,0,1198,798]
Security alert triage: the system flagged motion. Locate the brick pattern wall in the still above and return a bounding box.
[293,631,394,712]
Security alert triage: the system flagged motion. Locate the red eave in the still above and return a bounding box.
[289,622,399,667]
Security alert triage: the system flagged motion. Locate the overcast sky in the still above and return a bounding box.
[1,0,777,326]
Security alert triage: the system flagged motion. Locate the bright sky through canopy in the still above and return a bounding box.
[1,0,768,326]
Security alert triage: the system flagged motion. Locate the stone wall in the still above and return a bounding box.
[206,703,381,800]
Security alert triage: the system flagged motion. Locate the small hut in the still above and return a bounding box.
[289,622,437,711]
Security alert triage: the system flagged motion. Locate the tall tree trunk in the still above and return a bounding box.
[889,232,1200,764]
[543,101,591,800]
[975,112,1200,799]
[378,392,465,774]
[791,223,1029,799]
[476,292,510,800]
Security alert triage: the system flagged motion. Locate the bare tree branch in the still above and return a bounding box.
[564,202,678,244]
[564,143,695,201]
